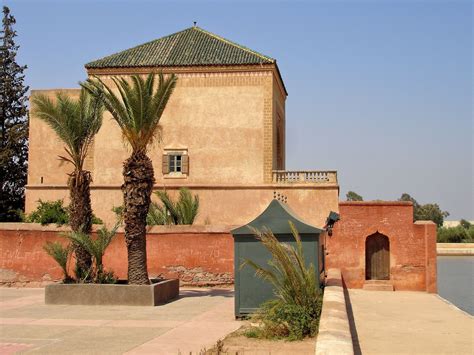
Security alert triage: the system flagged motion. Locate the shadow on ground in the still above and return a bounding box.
[343,285,362,355]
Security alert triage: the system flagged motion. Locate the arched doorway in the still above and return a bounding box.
[365,233,390,280]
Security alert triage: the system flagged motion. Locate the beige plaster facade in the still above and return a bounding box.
[26,64,339,226]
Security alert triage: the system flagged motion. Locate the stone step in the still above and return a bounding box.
[363,281,394,291]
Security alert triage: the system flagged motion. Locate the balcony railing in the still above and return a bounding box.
[272,170,337,184]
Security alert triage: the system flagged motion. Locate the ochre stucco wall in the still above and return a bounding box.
[25,184,339,227]
[27,70,280,188]
[327,202,437,292]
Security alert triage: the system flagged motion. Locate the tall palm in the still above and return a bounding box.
[81,73,177,284]
[32,89,104,277]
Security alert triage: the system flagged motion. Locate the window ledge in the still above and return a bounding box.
[164,174,188,179]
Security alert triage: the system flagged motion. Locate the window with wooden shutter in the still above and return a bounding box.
[162,150,188,176]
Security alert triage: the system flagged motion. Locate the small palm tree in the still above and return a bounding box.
[154,188,199,225]
[43,241,73,282]
[66,222,120,283]
[242,222,320,308]
[81,73,177,284]
[32,90,104,277]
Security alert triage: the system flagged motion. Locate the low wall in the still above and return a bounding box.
[316,268,354,355]
[0,223,234,287]
[437,243,474,256]
[327,202,437,293]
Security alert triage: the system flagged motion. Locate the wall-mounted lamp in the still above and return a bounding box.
[324,211,340,236]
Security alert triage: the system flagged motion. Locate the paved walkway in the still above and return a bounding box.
[0,287,240,354]
[348,289,474,355]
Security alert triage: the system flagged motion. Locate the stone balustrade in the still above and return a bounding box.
[272,170,338,184]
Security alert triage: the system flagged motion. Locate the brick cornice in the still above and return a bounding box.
[86,63,287,97]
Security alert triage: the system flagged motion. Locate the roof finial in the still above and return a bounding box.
[193,21,197,27]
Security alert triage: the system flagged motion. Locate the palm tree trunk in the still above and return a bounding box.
[69,170,93,278]
[122,151,153,285]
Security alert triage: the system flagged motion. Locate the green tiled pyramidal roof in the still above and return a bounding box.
[85,26,275,69]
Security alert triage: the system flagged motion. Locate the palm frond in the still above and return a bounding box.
[155,190,180,224]
[32,89,104,172]
[146,201,170,225]
[176,188,199,224]
[43,241,72,281]
[81,72,177,152]
[242,223,321,308]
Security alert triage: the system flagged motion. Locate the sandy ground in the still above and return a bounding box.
[206,323,316,355]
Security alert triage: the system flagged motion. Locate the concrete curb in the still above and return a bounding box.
[437,243,474,256]
[316,268,354,355]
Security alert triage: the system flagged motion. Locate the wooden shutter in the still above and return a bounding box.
[162,154,169,174]
[182,155,189,174]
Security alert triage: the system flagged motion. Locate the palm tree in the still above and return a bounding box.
[81,73,177,284]
[32,90,104,277]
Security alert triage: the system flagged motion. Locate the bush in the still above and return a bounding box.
[24,199,103,226]
[437,225,474,243]
[247,299,322,341]
[26,200,69,225]
[242,222,323,340]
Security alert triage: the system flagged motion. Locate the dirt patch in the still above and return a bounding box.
[206,323,316,355]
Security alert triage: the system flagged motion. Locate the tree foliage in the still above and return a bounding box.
[398,193,449,227]
[0,6,29,221]
[81,72,176,153]
[31,90,103,173]
[437,223,474,243]
[346,191,363,201]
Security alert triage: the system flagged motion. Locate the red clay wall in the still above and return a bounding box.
[1,204,437,293]
[327,202,437,292]
[0,224,234,287]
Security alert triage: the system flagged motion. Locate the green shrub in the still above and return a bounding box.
[24,199,103,226]
[242,222,323,340]
[249,299,322,340]
[26,200,69,225]
[437,225,474,243]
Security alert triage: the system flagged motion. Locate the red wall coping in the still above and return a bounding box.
[339,201,413,207]
[0,223,237,234]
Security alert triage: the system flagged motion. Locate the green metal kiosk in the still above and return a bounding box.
[231,199,324,318]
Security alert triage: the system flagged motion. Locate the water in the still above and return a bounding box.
[437,256,474,315]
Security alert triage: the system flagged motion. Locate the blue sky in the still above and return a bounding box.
[6,0,473,219]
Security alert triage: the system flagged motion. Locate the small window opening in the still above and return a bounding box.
[169,154,182,173]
